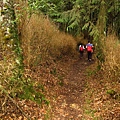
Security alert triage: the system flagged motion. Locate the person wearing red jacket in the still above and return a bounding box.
[79,44,85,58]
[86,41,93,61]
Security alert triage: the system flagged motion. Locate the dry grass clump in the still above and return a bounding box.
[103,35,120,81]
[21,14,77,68]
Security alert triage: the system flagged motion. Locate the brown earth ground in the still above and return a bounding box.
[0,52,120,120]
[50,53,94,120]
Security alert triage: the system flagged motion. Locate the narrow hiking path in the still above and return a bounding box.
[49,52,120,120]
[1,50,119,120]
[51,53,95,120]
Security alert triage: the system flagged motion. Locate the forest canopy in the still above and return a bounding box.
[28,0,120,38]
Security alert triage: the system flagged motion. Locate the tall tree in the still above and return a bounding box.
[27,0,120,38]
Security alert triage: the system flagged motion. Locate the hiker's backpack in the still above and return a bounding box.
[87,46,92,52]
[80,46,84,51]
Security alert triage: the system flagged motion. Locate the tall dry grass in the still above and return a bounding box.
[20,14,77,68]
[103,34,120,81]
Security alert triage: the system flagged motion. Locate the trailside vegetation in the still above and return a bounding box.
[27,0,120,37]
[28,0,120,64]
[0,0,77,118]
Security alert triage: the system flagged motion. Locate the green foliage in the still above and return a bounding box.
[81,0,106,64]
[2,0,24,67]
[107,0,120,37]
[3,72,49,105]
[86,68,97,76]
[28,0,65,15]
[107,89,120,100]
[18,82,49,105]
[107,89,116,96]
[27,0,120,38]
[0,0,49,108]
[1,0,24,92]
[84,109,96,117]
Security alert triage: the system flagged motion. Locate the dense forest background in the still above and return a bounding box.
[0,0,120,119]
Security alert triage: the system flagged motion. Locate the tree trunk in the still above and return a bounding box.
[95,0,107,64]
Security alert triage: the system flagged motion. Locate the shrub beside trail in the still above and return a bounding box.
[20,14,77,68]
[103,35,120,81]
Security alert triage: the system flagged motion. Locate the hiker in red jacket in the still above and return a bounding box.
[86,41,93,61]
[79,44,85,58]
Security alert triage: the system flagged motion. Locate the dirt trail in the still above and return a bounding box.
[51,54,94,120]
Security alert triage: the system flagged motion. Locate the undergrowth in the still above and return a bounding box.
[82,34,120,120]
[20,13,77,68]
[103,35,120,82]
[0,7,77,119]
